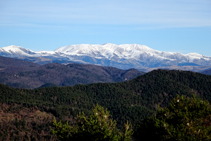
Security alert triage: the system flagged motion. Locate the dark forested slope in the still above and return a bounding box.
[1,69,211,124]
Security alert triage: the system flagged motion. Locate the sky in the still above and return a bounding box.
[0,0,211,56]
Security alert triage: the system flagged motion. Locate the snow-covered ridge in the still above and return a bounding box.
[55,44,155,59]
[0,44,211,69]
[0,45,56,57]
[0,45,35,55]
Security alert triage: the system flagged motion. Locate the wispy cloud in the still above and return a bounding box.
[0,0,211,28]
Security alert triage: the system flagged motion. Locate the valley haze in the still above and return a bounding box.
[0,43,211,72]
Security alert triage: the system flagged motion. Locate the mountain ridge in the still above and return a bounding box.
[0,56,144,89]
[1,44,211,70]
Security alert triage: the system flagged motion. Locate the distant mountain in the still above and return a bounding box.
[200,68,211,75]
[1,44,211,70]
[0,56,39,68]
[138,65,211,73]
[0,56,144,89]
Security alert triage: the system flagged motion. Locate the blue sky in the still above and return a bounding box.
[0,0,211,56]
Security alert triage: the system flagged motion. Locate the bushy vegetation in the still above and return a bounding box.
[52,95,211,140]
[52,104,133,141]
[0,103,56,140]
[135,95,211,141]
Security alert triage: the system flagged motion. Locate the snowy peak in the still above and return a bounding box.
[1,45,27,52]
[186,53,203,58]
[55,44,152,53]
[0,45,55,57]
[55,44,154,59]
[0,45,36,56]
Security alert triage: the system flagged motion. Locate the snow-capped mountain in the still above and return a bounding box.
[0,45,57,57]
[0,44,211,69]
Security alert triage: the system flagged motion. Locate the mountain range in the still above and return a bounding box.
[1,44,211,71]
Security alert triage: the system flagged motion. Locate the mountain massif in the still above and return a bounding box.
[1,44,211,71]
[0,56,144,89]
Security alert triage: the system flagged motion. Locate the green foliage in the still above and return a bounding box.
[135,95,211,141]
[52,104,133,141]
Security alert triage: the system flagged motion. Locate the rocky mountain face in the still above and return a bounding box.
[1,44,211,71]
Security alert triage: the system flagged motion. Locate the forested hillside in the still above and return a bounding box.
[0,69,211,140]
[0,56,144,89]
